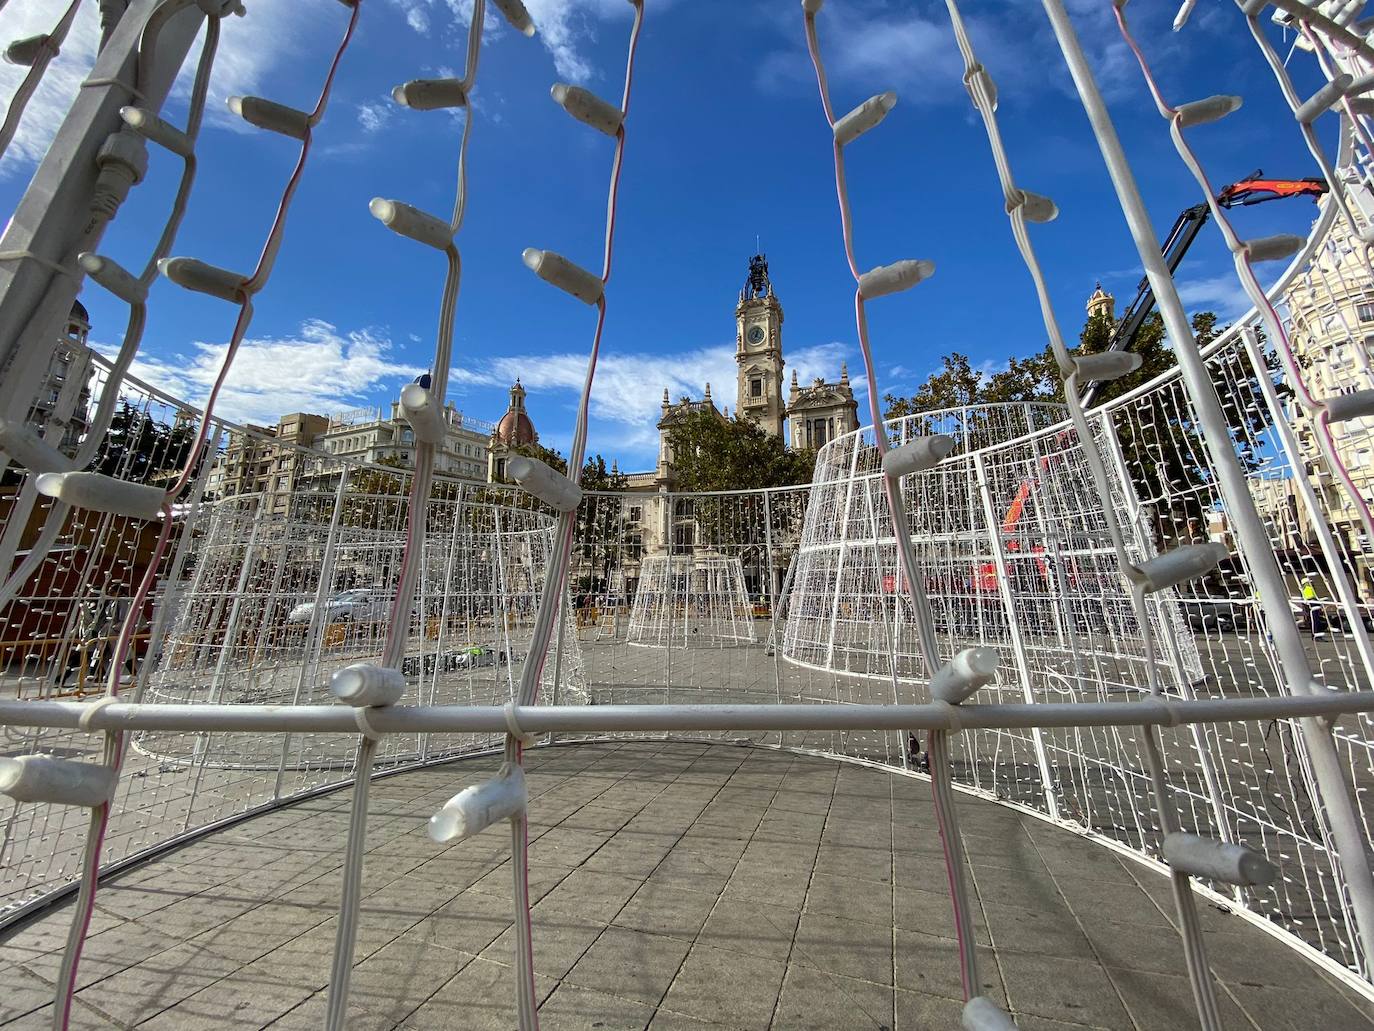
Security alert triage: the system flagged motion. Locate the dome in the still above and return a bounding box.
[69,299,90,327]
[493,379,537,445]
[494,408,537,446]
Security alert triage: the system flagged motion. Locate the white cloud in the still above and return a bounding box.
[357,100,391,134]
[390,0,645,84]
[449,338,859,457]
[1176,273,1253,320]
[98,320,424,426]
[755,0,1172,105]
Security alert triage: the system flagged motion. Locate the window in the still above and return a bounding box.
[629,505,642,522]
[750,377,763,398]
[1358,300,1374,323]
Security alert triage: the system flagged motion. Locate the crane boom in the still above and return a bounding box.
[1078,171,1327,407]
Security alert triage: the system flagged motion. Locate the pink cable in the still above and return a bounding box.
[1112,4,1374,570]
[505,11,644,1027]
[804,9,974,1001]
[54,8,361,1026]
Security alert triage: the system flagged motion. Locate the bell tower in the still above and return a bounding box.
[735,253,785,438]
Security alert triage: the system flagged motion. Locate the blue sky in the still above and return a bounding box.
[0,0,1334,468]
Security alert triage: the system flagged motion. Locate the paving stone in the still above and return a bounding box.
[805,870,892,927]
[0,966,59,1025]
[345,933,476,1021]
[1222,976,1374,1031]
[998,950,1131,1028]
[139,966,317,1030]
[660,944,786,1030]
[73,938,240,1025]
[2,996,121,1030]
[538,982,658,1030]
[774,964,894,1031]
[1110,967,1254,1031]
[893,928,1002,1003]
[566,925,690,1005]
[614,881,718,940]
[18,918,184,991]
[539,868,643,922]
[696,897,798,964]
[793,911,892,986]
[2,741,1364,1031]
[981,900,1095,960]
[403,888,516,956]
[398,954,556,1029]
[483,896,604,980]
[893,987,965,1030]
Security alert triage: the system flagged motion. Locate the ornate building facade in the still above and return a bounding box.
[602,254,859,601]
[625,253,858,498]
[488,379,539,483]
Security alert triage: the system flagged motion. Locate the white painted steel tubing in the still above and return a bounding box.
[1042,0,1374,975]
[5,692,1374,735]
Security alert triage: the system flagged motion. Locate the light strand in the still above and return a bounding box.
[803,0,980,1001]
[51,7,361,1028]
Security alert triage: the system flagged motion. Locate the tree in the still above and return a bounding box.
[95,402,205,487]
[662,411,815,571]
[666,410,815,492]
[880,308,1291,544]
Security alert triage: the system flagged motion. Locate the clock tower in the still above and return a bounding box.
[735,253,785,439]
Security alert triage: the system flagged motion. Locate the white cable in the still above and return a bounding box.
[0,0,84,161]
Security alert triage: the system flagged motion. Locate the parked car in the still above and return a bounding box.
[1180,599,1238,633]
[287,589,389,625]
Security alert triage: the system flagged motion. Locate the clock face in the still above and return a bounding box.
[746,325,765,345]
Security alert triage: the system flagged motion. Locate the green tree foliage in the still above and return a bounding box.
[882,308,1286,543]
[663,411,815,563]
[665,410,816,492]
[95,402,204,486]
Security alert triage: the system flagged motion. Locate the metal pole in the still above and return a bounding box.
[1042,0,1374,973]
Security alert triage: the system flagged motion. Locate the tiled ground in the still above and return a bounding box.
[0,741,1370,1030]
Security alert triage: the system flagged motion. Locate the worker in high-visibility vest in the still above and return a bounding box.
[1302,577,1325,638]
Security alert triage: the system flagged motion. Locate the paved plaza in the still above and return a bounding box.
[0,740,1370,1030]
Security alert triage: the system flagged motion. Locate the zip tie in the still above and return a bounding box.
[352,705,384,741]
[933,700,964,735]
[503,700,536,744]
[1154,696,1184,728]
[0,250,75,276]
[81,77,148,102]
[77,696,121,733]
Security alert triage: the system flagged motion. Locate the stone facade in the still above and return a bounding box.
[314,399,490,481]
[488,380,539,483]
[787,365,858,452]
